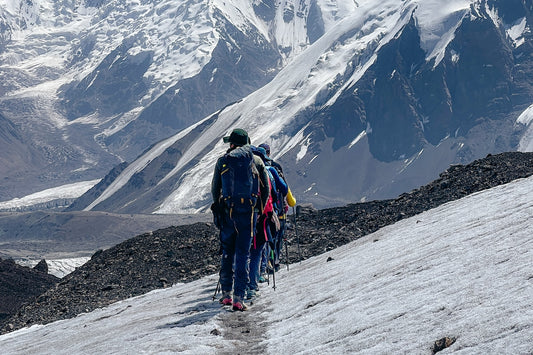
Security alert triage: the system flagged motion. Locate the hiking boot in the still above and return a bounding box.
[246,289,258,300]
[232,296,247,311]
[219,291,232,306]
[232,301,248,311]
[258,274,267,283]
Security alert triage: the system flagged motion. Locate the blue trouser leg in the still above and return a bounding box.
[219,213,236,294]
[248,242,265,291]
[219,210,256,299]
[274,218,287,265]
[260,244,268,274]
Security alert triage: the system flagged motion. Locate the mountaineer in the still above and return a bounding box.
[211,128,269,311]
[246,146,278,301]
[257,143,296,279]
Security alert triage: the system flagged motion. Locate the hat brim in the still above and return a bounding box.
[223,136,230,143]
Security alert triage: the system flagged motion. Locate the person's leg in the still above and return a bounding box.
[232,211,256,301]
[219,214,236,298]
[248,242,264,293]
[274,218,286,268]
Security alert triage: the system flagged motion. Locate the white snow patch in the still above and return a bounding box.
[507,17,527,47]
[16,257,91,278]
[348,130,366,149]
[450,49,460,63]
[415,0,472,67]
[517,104,533,126]
[517,104,533,152]
[399,148,424,174]
[296,138,310,161]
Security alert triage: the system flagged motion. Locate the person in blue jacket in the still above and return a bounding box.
[257,143,290,276]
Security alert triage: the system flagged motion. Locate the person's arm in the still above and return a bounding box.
[211,158,222,203]
[254,156,270,209]
[286,187,296,207]
[269,167,288,196]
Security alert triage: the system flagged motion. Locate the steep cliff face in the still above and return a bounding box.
[105,14,282,161]
[312,4,524,163]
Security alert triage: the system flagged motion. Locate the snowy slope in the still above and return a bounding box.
[1,176,531,354]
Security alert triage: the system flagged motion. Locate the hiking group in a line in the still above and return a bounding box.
[211,128,296,311]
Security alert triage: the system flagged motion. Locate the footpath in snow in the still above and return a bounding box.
[0,176,532,354]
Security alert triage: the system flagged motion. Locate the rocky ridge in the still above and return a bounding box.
[1,151,532,334]
[0,258,59,326]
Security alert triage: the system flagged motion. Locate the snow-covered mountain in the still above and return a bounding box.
[71,0,533,214]
[1,0,533,212]
[0,0,315,200]
[0,175,531,354]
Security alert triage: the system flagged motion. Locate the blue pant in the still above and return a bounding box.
[219,209,256,299]
[274,217,287,265]
[260,244,268,274]
[261,216,286,271]
[248,242,265,291]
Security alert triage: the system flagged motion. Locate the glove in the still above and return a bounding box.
[210,202,223,229]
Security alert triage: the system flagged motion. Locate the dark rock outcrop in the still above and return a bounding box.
[33,259,48,274]
[0,258,58,326]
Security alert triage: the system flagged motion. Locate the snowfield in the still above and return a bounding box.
[0,180,99,212]
[0,176,531,354]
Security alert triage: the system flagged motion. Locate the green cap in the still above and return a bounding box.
[223,128,249,146]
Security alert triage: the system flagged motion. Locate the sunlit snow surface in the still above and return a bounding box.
[517,104,533,153]
[1,176,531,354]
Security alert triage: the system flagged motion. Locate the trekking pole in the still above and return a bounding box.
[282,215,289,270]
[292,206,302,262]
[212,277,221,301]
[270,249,276,290]
[284,235,289,271]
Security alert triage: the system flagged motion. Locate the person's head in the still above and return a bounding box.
[258,143,270,156]
[223,128,250,147]
[255,147,271,163]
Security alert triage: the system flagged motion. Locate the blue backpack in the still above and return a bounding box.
[220,145,260,213]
